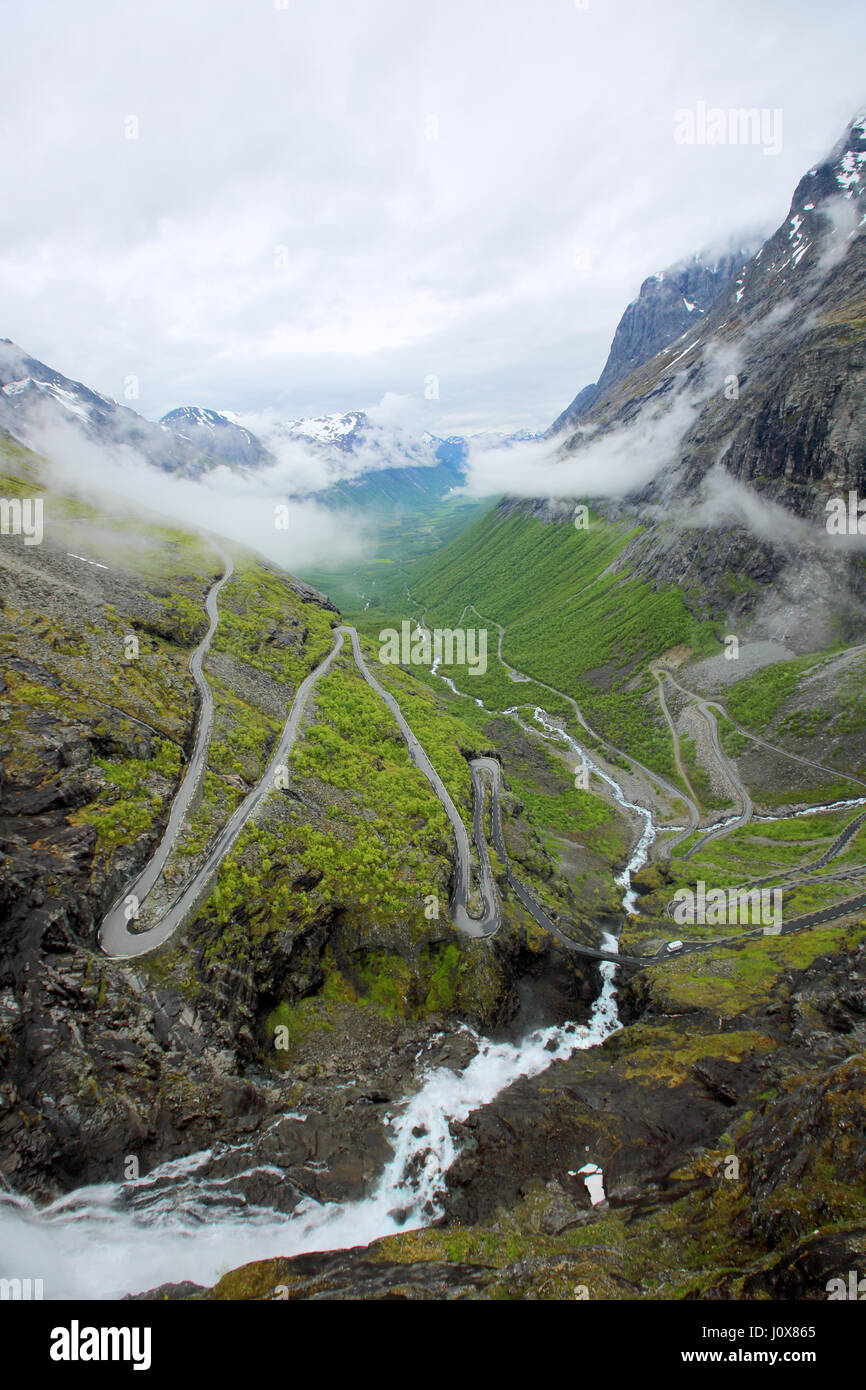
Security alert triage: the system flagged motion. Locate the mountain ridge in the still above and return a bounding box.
[549,247,755,435]
[511,112,866,656]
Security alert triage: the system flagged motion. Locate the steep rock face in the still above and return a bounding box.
[550,251,748,434]
[594,253,748,398]
[533,117,866,646]
[576,114,866,512]
[154,932,866,1301]
[0,479,599,1202]
[281,576,339,613]
[672,116,866,514]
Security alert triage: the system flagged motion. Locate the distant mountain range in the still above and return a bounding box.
[0,343,537,513]
[158,405,273,470]
[9,109,859,548]
[0,341,209,477]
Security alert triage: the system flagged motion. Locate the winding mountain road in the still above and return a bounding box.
[653,663,866,857]
[473,756,638,963]
[99,548,236,957]
[652,667,697,807]
[662,667,866,794]
[405,596,866,956]
[98,571,643,966]
[99,562,866,975]
[681,706,753,858]
[460,604,701,848]
[341,626,498,939]
[99,587,504,956]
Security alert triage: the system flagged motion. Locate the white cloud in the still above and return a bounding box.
[226,392,442,493]
[458,383,700,500]
[676,464,815,544]
[23,413,374,573]
[0,1,864,431]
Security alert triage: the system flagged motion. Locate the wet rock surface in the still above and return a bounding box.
[2,717,586,1203]
[170,933,866,1300]
[0,532,601,1215]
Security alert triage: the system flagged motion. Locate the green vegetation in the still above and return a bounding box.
[70,745,182,849]
[195,654,454,947]
[778,706,831,740]
[364,508,722,779]
[726,655,819,729]
[625,802,866,952]
[367,650,479,815]
[670,805,860,884]
[505,742,619,859]
[305,494,492,615]
[208,678,282,784]
[716,713,751,759]
[210,560,335,684]
[631,922,866,1016]
[177,772,242,857]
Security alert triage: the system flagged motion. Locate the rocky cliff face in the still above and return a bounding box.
[144,924,866,1301]
[539,116,866,650]
[579,115,866,502]
[0,436,605,1203]
[550,251,749,434]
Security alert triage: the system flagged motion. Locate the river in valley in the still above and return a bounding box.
[0,672,666,1298]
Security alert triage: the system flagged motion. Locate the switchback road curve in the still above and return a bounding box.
[109,561,831,972]
[99,567,346,957]
[100,608,503,957]
[99,586,647,965]
[460,604,701,851]
[99,547,235,957]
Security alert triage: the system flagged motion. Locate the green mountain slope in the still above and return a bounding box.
[304,492,489,614]
[381,503,720,778]
[0,429,628,1198]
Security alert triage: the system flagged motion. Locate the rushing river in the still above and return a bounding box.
[0,963,623,1298]
[0,677,659,1299]
[511,705,658,913]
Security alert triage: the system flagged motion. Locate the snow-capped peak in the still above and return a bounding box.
[289,412,365,444]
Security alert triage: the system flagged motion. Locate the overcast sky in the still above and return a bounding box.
[1,0,863,435]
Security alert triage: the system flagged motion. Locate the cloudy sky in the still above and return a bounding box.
[1,0,864,435]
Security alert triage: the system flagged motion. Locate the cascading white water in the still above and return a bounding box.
[430,654,485,706]
[0,962,621,1300]
[0,672,659,1301]
[755,796,866,824]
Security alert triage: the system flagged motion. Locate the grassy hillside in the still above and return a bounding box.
[304,493,490,614]
[360,504,722,778]
[0,431,627,1047]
